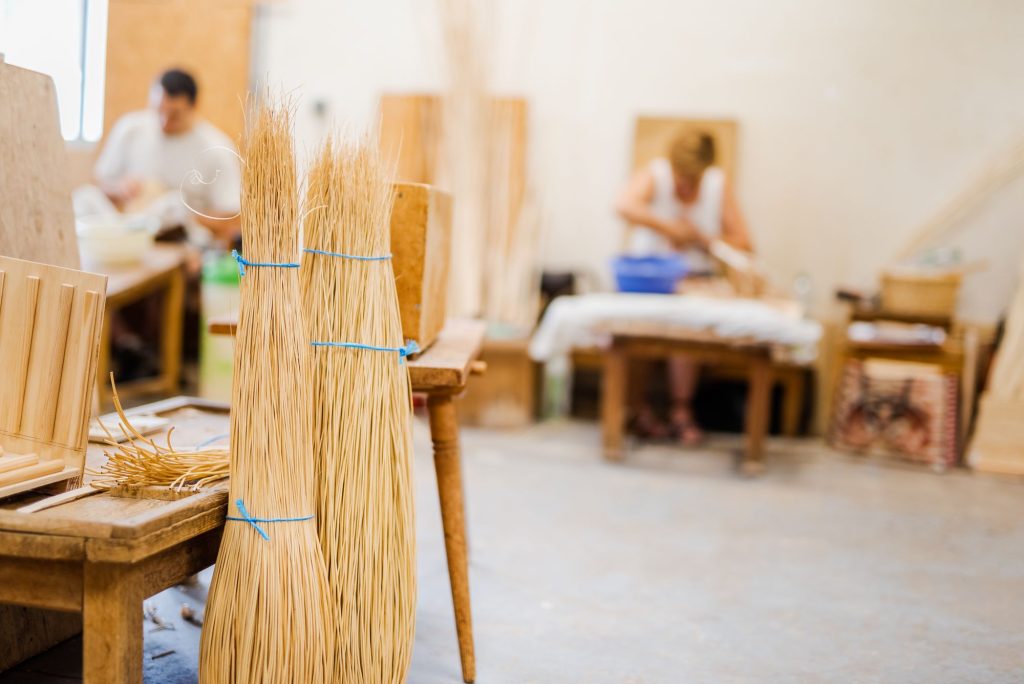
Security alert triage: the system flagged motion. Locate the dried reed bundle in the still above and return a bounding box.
[433,0,541,327]
[301,137,416,682]
[199,100,335,683]
[89,376,228,491]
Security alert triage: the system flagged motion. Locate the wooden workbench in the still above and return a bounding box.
[208,315,484,682]
[1,318,485,682]
[0,397,228,682]
[601,327,775,475]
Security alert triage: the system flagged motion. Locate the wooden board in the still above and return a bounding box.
[968,395,1024,475]
[379,93,444,184]
[0,256,107,499]
[104,0,252,143]
[391,182,452,348]
[379,93,533,324]
[0,59,79,269]
[632,116,738,182]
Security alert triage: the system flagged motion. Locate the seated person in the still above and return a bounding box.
[614,130,753,444]
[77,68,241,246]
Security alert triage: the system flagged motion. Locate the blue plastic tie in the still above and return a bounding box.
[231,249,300,277]
[225,499,314,541]
[310,340,419,364]
[194,433,229,450]
[303,248,392,261]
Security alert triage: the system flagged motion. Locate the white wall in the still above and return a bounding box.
[257,0,1024,322]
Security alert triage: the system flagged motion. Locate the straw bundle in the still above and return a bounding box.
[431,0,541,327]
[199,101,335,682]
[88,374,229,491]
[301,138,416,682]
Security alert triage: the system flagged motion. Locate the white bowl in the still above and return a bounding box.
[76,214,158,266]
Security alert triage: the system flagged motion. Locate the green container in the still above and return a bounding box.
[199,252,240,402]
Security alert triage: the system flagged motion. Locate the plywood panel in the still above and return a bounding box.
[632,117,738,183]
[0,59,79,269]
[104,0,252,143]
[379,93,444,185]
[390,183,452,348]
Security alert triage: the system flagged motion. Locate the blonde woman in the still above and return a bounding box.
[615,130,753,444]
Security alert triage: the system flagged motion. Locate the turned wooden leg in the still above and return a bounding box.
[427,391,476,683]
[83,562,141,683]
[602,345,627,461]
[160,269,184,396]
[743,355,772,476]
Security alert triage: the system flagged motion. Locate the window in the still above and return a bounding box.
[0,0,107,142]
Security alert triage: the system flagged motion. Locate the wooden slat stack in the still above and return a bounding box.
[969,255,1024,474]
[0,256,107,499]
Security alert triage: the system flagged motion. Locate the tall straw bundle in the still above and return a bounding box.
[301,137,416,682]
[199,101,335,683]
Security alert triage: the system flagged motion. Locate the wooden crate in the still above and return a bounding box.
[458,335,537,428]
[391,182,452,350]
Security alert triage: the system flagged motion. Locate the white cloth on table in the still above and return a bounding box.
[529,293,822,362]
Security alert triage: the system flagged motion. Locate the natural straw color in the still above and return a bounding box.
[301,136,416,683]
[199,100,335,683]
[90,375,229,491]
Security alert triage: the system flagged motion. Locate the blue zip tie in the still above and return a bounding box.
[303,247,392,261]
[225,499,314,541]
[231,249,300,276]
[194,433,229,450]
[310,340,420,364]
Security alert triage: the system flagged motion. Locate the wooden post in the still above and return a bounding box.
[602,344,628,461]
[780,367,805,438]
[427,391,476,683]
[743,354,772,476]
[83,562,141,683]
[160,267,185,396]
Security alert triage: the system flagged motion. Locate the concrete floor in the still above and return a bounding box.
[5,420,1024,683]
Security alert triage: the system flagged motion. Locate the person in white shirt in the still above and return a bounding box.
[93,68,241,244]
[615,130,753,445]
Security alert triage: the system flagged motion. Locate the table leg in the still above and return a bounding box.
[160,269,184,396]
[602,346,627,461]
[427,392,476,683]
[83,562,141,683]
[743,356,772,476]
[781,369,804,438]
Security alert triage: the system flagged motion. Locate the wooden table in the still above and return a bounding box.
[0,397,229,682]
[96,245,188,407]
[0,319,484,682]
[209,315,485,683]
[601,329,774,475]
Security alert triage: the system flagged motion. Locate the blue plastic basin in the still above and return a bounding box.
[612,254,688,294]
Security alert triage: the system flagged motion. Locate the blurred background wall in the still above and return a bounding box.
[254,0,1024,322]
[56,0,1016,323]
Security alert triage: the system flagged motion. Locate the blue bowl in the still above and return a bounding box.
[612,254,688,294]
